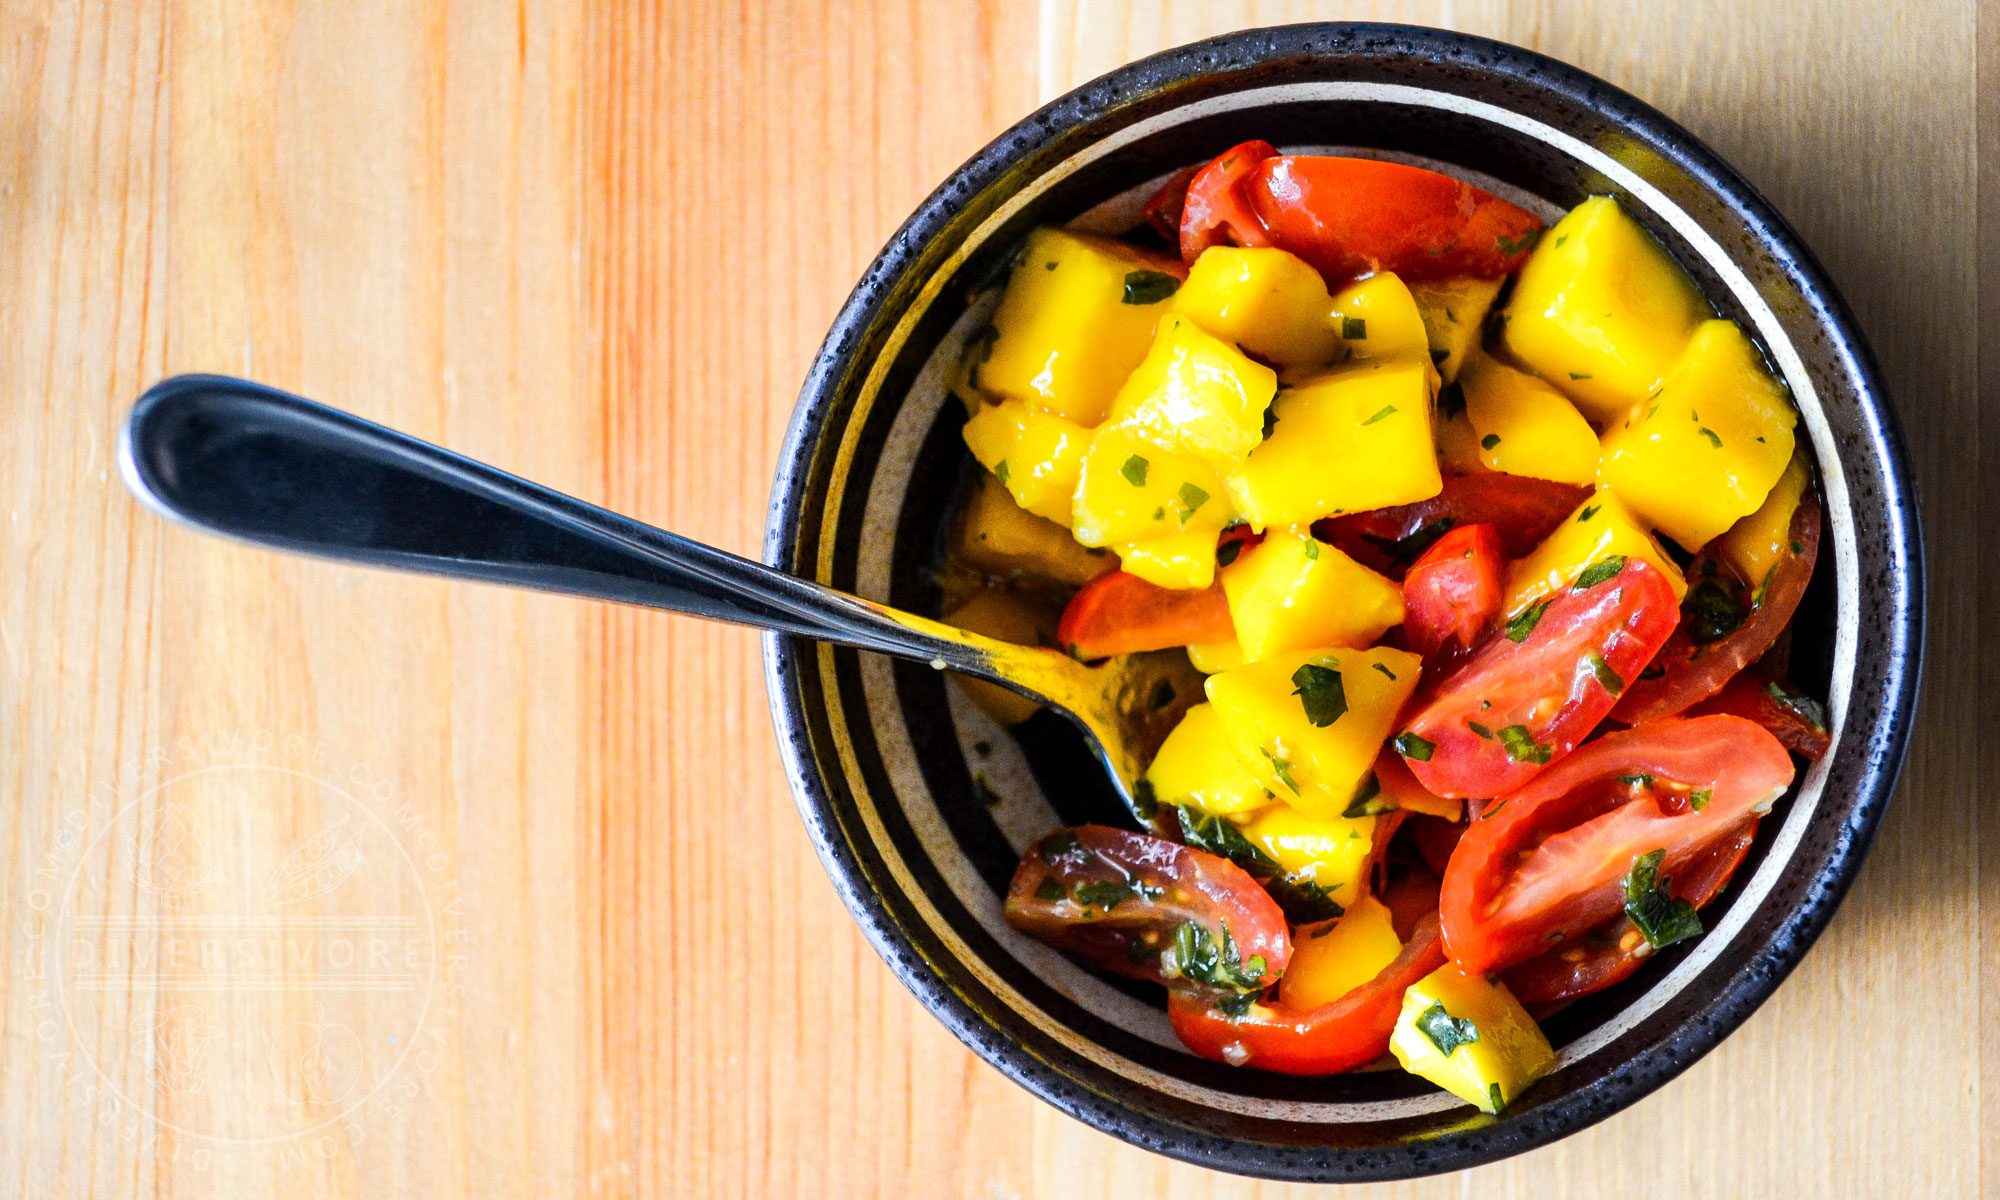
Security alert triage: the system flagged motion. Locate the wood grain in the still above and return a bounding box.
[0,2,1982,1197]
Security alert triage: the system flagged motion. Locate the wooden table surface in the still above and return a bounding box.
[2,2,1992,1197]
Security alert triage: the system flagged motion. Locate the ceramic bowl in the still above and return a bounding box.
[761,22,1921,1181]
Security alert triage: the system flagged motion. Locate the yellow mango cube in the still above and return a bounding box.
[1145,702,1271,817]
[1205,645,1422,821]
[1221,530,1404,659]
[1236,804,1379,914]
[1714,451,1811,590]
[1409,276,1505,384]
[977,227,1183,425]
[1597,319,1798,550]
[1503,488,1687,616]
[1434,404,1492,476]
[961,398,1091,525]
[1502,196,1712,423]
[1172,246,1341,369]
[1330,272,1434,367]
[1227,360,1442,529]
[1072,427,1233,549]
[1106,314,1278,471]
[1115,529,1224,590]
[952,475,1113,587]
[1391,963,1555,1114]
[1459,353,1599,486]
[941,589,1053,726]
[1282,894,1403,1011]
[1186,638,1248,674]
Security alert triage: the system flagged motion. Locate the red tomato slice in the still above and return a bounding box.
[1241,156,1544,284]
[1402,523,1505,660]
[1166,913,1447,1075]
[1684,671,1832,760]
[1140,163,1203,243]
[1396,558,1681,800]
[1056,571,1234,660]
[1379,861,1444,942]
[1407,815,1466,879]
[1502,818,1757,1008]
[1178,140,1279,263]
[1317,474,1592,578]
[1440,716,1794,975]
[1614,485,1821,724]
[1004,826,1291,1001]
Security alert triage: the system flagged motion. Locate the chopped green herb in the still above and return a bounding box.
[1698,426,1723,449]
[1572,556,1627,590]
[992,459,1010,486]
[1034,877,1066,902]
[1488,1082,1506,1113]
[1342,773,1395,819]
[1342,315,1368,340]
[1361,404,1398,426]
[1587,653,1626,697]
[1265,874,1347,924]
[1372,662,1398,681]
[1789,540,1805,555]
[1623,849,1703,949]
[1216,540,1244,568]
[1291,663,1349,728]
[1262,748,1299,794]
[1122,270,1181,305]
[1040,830,1083,865]
[1506,599,1553,643]
[1176,806,1282,876]
[1617,773,1654,788]
[1578,504,1601,523]
[1394,731,1436,762]
[1044,260,1058,270]
[1132,778,1159,821]
[1151,506,1166,521]
[1764,680,1829,731]
[1303,539,1320,561]
[1481,433,1502,451]
[1555,235,1568,247]
[1498,724,1552,763]
[1177,482,1210,522]
[1494,227,1541,257]
[1569,372,1593,380]
[1689,787,1713,812]
[1416,1003,1482,1056]
[1171,920,1266,995]
[1468,721,1494,740]
[1120,454,1150,486]
[1481,798,1509,820]
[1683,580,1744,644]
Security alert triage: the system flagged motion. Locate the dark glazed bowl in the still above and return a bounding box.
[760,23,1921,1181]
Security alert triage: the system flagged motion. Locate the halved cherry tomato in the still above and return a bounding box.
[1614,485,1821,724]
[1396,558,1681,799]
[1004,826,1291,1002]
[1379,861,1444,942]
[1402,523,1505,661]
[1141,163,1203,243]
[1685,671,1832,760]
[1407,815,1466,879]
[1440,716,1794,975]
[1056,571,1234,660]
[1167,913,1447,1075]
[1178,140,1280,262]
[1502,818,1757,1008]
[1318,474,1592,578]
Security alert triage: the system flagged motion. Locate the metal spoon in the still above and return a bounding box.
[118,374,1200,827]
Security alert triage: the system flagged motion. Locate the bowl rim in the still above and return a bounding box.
[761,20,1924,1181]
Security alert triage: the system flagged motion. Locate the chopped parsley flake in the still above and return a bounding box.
[1468,721,1494,739]
[1361,404,1398,426]
[1122,270,1181,305]
[1177,482,1209,522]
[1034,877,1066,901]
[1764,680,1829,731]
[1303,539,1320,561]
[1481,433,1502,451]
[1587,652,1625,696]
[1572,556,1627,590]
[1416,1003,1482,1056]
[1578,504,1601,523]
[1372,662,1397,681]
[1623,849,1703,949]
[1342,773,1394,819]
[1506,598,1553,643]
[1498,724,1552,763]
[1689,787,1713,812]
[1699,426,1723,449]
[1394,731,1435,761]
[1120,454,1149,486]
[993,459,1010,485]
[1342,315,1368,340]
[1291,663,1348,728]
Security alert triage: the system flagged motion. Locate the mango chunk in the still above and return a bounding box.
[1597,319,1798,550]
[1186,638,1248,674]
[1205,645,1422,821]
[1114,529,1225,591]
[1282,893,1403,1011]
[941,589,1053,726]
[977,227,1183,425]
[1501,196,1712,423]
[1072,427,1233,550]
[1330,273,1434,367]
[1145,702,1270,817]
[1391,963,1554,1114]
[961,398,1091,525]
[1714,451,1811,590]
[1227,360,1442,529]
[1172,247,1341,369]
[1410,276,1505,384]
[1235,805,1379,916]
[1434,403,1492,476]
[1459,353,1599,486]
[1503,488,1686,616]
[1221,530,1404,660]
[1106,314,1278,471]
[952,475,1113,587]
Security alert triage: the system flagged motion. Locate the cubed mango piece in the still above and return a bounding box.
[1328,272,1435,371]
[1205,645,1422,821]
[1409,276,1505,384]
[961,398,1091,525]
[1714,451,1811,591]
[1502,196,1712,423]
[1597,319,1798,550]
[1105,314,1277,471]
[1390,963,1555,1114]
[952,475,1113,587]
[1172,246,1341,369]
[1221,530,1404,660]
[1114,529,1225,591]
[1227,360,1442,528]
[977,227,1183,425]
[1145,702,1271,817]
[1434,403,1492,476]
[1282,893,1403,1011]
[1073,427,1233,549]
[1186,638,1248,674]
[1235,804,1379,912]
[941,589,1054,726]
[1459,353,1599,486]
[1503,488,1686,616]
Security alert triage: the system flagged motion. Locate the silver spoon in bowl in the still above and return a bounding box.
[119,375,1202,829]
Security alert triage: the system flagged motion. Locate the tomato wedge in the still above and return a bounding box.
[1056,571,1234,660]
[1439,716,1794,975]
[1178,140,1280,263]
[1685,671,1832,760]
[1167,913,1447,1075]
[1407,815,1466,879]
[1396,558,1681,800]
[1502,818,1758,1008]
[1614,485,1822,724]
[1140,163,1203,243]
[1004,826,1290,1002]
[1402,523,1505,661]
[1318,474,1592,578]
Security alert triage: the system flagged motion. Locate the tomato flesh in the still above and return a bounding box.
[1318,474,1592,579]
[1398,558,1681,799]
[1056,571,1234,660]
[1439,716,1794,975]
[1684,671,1832,760]
[1402,523,1505,661]
[1141,163,1203,243]
[1177,140,1280,263]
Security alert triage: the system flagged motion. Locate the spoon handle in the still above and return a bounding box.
[119,374,1004,674]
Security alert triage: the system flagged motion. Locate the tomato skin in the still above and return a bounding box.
[1167,913,1447,1075]
[1178,141,1280,262]
[1005,826,1291,997]
[1402,524,1505,661]
[1242,156,1544,283]
[1399,558,1681,800]
[1614,485,1821,724]
[1140,163,1203,243]
[1318,474,1592,579]
[1056,571,1234,660]
[1440,716,1794,975]
[1685,671,1832,760]
[1502,818,1757,1008]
